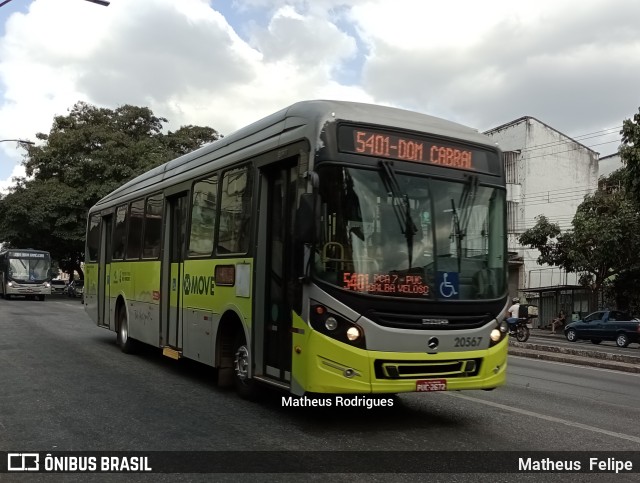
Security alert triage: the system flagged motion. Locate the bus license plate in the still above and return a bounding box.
[416,379,447,392]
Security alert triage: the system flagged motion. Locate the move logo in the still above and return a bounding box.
[183,274,215,296]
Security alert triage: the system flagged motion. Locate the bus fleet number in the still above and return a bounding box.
[454,337,483,348]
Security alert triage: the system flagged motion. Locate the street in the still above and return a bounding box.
[1,296,640,479]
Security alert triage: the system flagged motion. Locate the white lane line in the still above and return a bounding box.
[444,392,640,444]
[509,355,640,378]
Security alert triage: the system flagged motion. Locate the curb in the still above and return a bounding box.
[508,341,640,373]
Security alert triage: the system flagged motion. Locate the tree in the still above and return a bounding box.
[621,107,640,204]
[0,102,221,278]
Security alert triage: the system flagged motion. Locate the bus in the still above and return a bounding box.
[0,248,51,300]
[84,100,509,398]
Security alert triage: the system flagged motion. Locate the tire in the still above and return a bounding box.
[590,339,602,345]
[566,329,578,342]
[116,306,137,354]
[233,332,259,399]
[516,325,530,343]
[616,333,630,348]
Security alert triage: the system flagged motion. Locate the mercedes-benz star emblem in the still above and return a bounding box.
[427,337,439,350]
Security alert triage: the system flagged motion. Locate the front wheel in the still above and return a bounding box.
[616,333,630,348]
[566,328,578,342]
[233,332,259,399]
[516,324,530,342]
[117,307,137,354]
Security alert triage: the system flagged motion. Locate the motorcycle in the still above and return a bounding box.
[509,318,531,342]
[508,303,538,343]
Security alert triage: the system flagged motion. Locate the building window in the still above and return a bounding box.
[504,151,519,184]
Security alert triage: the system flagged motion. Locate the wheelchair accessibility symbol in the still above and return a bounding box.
[437,272,459,299]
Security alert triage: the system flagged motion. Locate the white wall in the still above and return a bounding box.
[486,117,599,289]
[599,153,622,178]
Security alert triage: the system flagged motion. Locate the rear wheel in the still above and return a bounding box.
[117,306,137,354]
[616,333,630,348]
[566,329,577,342]
[233,332,259,399]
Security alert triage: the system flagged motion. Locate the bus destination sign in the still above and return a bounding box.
[338,125,493,172]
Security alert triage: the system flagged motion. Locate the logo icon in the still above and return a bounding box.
[7,453,39,471]
[427,337,439,350]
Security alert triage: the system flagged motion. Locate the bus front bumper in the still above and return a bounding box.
[296,330,508,394]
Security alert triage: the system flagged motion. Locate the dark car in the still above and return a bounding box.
[67,280,84,298]
[564,310,640,347]
[50,279,67,294]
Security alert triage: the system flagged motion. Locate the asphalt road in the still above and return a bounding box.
[1,296,639,481]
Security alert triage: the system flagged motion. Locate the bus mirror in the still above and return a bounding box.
[295,193,315,244]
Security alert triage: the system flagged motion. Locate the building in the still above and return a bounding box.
[598,152,622,178]
[484,117,599,321]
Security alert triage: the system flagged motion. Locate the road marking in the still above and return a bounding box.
[444,392,640,444]
[509,355,640,378]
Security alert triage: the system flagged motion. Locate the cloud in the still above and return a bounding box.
[1,0,638,192]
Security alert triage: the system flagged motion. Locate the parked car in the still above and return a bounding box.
[50,279,67,294]
[564,310,640,347]
[67,280,84,298]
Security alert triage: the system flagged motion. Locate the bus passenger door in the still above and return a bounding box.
[98,215,112,328]
[162,193,188,351]
[262,162,297,382]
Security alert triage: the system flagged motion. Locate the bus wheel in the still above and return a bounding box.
[233,333,258,399]
[117,307,137,354]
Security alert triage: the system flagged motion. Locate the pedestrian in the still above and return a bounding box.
[550,310,566,334]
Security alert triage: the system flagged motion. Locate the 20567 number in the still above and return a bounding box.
[454,337,483,347]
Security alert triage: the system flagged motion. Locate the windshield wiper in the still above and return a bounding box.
[379,160,418,268]
[450,174,478,272]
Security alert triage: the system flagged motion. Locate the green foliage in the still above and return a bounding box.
[0,101,221,277]
[621,107,640,203]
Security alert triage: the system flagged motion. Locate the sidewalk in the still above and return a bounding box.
[508,328,640,374]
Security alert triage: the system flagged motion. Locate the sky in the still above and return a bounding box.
[0,0,638,194]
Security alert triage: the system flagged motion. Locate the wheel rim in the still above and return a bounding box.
[567,330,576,341]
[234,345,250,382]
[617,335,627,346]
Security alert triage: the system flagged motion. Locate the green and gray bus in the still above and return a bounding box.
[0,248,51,300]
[84,100,509,397]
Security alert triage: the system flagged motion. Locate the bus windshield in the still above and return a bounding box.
[8,255,50,283]
[314,165,506,301]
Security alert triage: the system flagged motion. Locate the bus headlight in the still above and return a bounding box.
[325,317,338,331]
[7,281,13,287]
[490,328,502,342]
[310,302,366,349]
[346,326,361,341]
[45,282,50,288]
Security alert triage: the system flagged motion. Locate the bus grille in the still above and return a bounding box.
[374,358,481,379]
[369,311,491,330]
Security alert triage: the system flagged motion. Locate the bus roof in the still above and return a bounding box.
[90,100,496,212]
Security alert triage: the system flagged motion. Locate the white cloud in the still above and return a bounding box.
[0,0,638,190]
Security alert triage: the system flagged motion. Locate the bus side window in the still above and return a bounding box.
[217,166,252,255]
[87,214,101,262]
[127,199,145,260]
[142,194,163,259]
[189,175,218,257]
[112,204,128,260]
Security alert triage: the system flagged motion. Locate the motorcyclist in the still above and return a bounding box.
[506,297,520,334]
